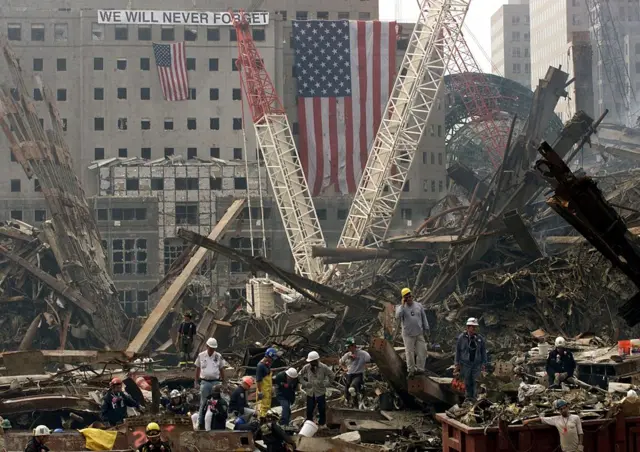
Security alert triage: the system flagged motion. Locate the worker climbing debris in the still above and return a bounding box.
[395,288,430,377]
[339,337,371,407]
[300,351,335,430]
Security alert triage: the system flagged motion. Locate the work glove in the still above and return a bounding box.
[257,392,264,401]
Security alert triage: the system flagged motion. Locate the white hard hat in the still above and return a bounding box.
[627,389,638,400]
[170,389,181,398]
[33,425,51,436]
[555,337,566,347]
[306,351,320,362]
[206,337,218,349]
[285,368,298,378]
[466,317,479,326]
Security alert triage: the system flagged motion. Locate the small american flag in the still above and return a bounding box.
[153,42,189,101]
[293,20,397,195]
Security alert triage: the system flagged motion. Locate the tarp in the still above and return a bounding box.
[79,428,118,451]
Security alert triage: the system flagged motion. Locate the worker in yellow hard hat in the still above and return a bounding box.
[136,422,171,452]
[395,288,430,377]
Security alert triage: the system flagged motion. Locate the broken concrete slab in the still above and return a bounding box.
[339,419,401,443]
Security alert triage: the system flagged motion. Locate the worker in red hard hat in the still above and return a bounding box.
[101,377,141,426]
[229,376,256,425]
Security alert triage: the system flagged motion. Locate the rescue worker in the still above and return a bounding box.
[229,376,256,422]
[177,312,197,366]
[258,412,296,452]
[24,425,50,452]
[256,347,278,418]
[547,337,576,389]
[136,422,172,452]
[395,288,430,377]
[339,338,371,407]
[273,367,299,426]
[454,318,488,403]
[101,377,141,426]
[194,338,227,430]
[524,399,584,452]
[199,385,228,431]
[300,351,334,429]
[162,390,188,415]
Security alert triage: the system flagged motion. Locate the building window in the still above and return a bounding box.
[35,210,47,222]
[210,177,222,190]
[141,147,151,159]
[423,180,429,192]
[316,11,329,20]
[207,27,220,41]
[230,29,237,42]
[438,152,443,165]
[56,89,67,101]
[358,12,371,20]
[233,148,243,160]
[117,118,128,130]
[512,32,520,42]
[95,148,105,159]
[31,24,45,41]
[524,48,530,58]
[126,178,139,190]
[187,118,197,130]
[210,118,220,130]
[94,88,104,100]
[10,210,22,221]
[62,118,68,131]
[176,203,198,225]
[187,147,198,159]
[429,125,435,136]
[141,87,150,100]
[34,179,42,192]
[117,87,127,100]
[141,118,151,130]
[525,63,530,74]
[513,63,521,73]
[439,180,444,192]
[119,290,149,317]
[8,24,21,41]
[232,88,242,101]
[232,58,238,71]
[512,47,521,58]
[189,88,197,100]
[234,177,247,189]
[163,239,188,273]
[185,27,198,41]
[118,148,128,158]
[112,208,146,221]
[230,237,268,272]
[94,57,104,70]
[431,180,436,192]
[337,12,350,19]
[186,58,196,71]
[316,208,327,220]
[10,179,21,192]
[54,23,68,41]
[94,117,104,131]
[252,29,266,41]
[437,125,442,137]
[401,208,412,220]
[116,59,127,70]
[33,58,43,71]
[138,26,152,41]
[233,118,243,130]
[292,122,299,135]
[524,32,530,42]
[112,238,147,275]
[337,209,348,220]
[91,22,104,41]
[512,15,520,25]
[151,178,163,190]
[57,58,66,71]
[208,148,220,159]
[164,118,174,130]
[140,57,150,70]
[33,89,43,101]
[209,58,219,71]
[210,88,219,100]
[175,178,199,190]
[115,25,129,40]
[296,11,309,20]
[96,209,108,221]
[10,150,16,162]
[164,147,174,157]
[161,26,175,41]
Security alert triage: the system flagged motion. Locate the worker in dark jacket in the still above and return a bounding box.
[547,336,576,388]
[136,422,172,452]
[273,368,299,426]
[24,425,51,452]
[454,318,488,403]
[161,390,188,415]
[229,376,256,422]
[257,413,296,452]
[101,377,141,426]
[177,312,197,366]
[199,385,228,430]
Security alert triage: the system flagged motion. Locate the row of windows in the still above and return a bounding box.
[67,87,243,102]
[10,179,41,193]
[511,47,530,58]
[94,147,260,161]
[92,116,242,132]
[116,176,247,191]
[96,208,147,221]
[8,209,47,222]
[33,56,242,73]
[511,63,531,74]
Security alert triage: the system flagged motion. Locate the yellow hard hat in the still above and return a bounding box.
[146,422,161,435]
[401,288,411,297]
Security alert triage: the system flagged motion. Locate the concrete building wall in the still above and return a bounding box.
[491,0,532,89]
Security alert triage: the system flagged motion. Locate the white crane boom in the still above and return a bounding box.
[337,0,471,250]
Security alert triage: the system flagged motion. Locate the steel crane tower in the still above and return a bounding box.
[338,0,471,250]
[232,11,326,280]
[585,0,636,124]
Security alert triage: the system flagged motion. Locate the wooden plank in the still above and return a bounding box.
[126,199,246,355]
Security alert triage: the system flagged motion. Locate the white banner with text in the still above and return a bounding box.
[97,10,270,26]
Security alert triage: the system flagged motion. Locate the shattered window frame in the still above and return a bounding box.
[35,209,47,222]
[112,238,148,275]
[175,202,198,225]
[229,237,269,272]
[54,23,68,42]
[91,22,104,41]
[119,289,149,317]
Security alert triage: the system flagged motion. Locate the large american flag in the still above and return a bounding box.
[293,20,397,195]
[152,42,189,101]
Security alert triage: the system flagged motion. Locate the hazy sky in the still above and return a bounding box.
[380,0,507,72]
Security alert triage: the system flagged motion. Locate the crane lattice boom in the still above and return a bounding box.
[233,13,326,280]
[337,0,471,250]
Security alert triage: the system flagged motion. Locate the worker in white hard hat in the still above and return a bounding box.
[25,425,50,452]
[162,389,188,415]
[454,317,487,403]
[546,336,576,389]
[273,368,299,426]
[194,337,228,430]
[395,287,430,377]
[300,351,335,430]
